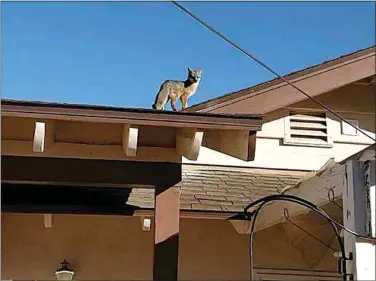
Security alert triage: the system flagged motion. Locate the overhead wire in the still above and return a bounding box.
[171,1,376,142]
[283,208,338,252]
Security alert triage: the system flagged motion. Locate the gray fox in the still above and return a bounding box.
[152,67,203,111]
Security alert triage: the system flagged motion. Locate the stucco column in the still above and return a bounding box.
[153,185,181,281]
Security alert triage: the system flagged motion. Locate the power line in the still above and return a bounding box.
[171,1,376,142]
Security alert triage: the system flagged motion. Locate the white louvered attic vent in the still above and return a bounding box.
[283,111,333,148]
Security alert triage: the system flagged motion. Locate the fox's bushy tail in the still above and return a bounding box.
[152,83,167,110]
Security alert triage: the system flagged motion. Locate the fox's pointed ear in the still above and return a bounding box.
[188,67,193,73]
[197,67,203,73]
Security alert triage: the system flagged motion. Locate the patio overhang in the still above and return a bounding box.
[1,98,263,281]
[1,99,263,164]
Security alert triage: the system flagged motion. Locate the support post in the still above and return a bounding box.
[153,185,181,281]
[343,160,375,280]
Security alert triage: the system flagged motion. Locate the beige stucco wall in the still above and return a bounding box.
[183,83,375,171]
[1,213,337,280]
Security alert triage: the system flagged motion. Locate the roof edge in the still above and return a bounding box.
[1,98,264,131]
[1,98,263,119]
[184,45,376,113]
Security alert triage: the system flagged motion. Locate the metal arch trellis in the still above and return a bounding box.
[242,194,350,281]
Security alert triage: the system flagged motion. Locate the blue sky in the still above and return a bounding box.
[2,1,375,109]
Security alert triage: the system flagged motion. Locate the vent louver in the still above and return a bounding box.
[284,112,332,147]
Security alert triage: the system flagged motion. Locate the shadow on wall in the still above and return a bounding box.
[1,183,140,215]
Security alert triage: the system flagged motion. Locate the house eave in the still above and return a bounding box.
[1,98,264,162]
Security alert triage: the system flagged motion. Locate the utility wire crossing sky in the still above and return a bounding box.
[170,1,376,142]
[2,1,375,109]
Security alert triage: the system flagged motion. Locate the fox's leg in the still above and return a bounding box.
[180,94,188,110]
[159,94,169,110]
[169,92,179,111]
[170,97,178,111]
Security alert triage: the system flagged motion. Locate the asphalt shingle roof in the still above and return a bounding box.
[127,165,307,212]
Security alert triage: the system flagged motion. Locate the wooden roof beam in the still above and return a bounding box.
[32,120,55,153]
[3,122,258,162]
[176,127,257,161]
[1,100,263,162]
[122,124,139,157]
[204,130,257,161]
[176,128,204,161]
[33,121,45,152]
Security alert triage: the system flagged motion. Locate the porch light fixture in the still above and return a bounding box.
[55,259,74,281]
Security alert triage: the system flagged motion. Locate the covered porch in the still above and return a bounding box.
[1,99,263,280]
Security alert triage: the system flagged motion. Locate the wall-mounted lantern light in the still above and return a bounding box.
[55,259,74,281]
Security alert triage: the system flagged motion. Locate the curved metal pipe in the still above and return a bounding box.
[244,195,347,281]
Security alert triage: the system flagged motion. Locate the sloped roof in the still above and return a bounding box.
[127,165,306,212]
[184,46,376,114]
